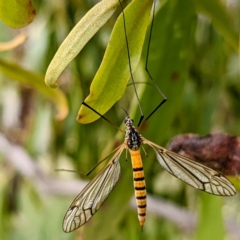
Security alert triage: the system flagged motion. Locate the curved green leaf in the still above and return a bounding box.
[0,59,68,120]
[77,0,153,124]
[45,0,120,88]
[0,0,35,28]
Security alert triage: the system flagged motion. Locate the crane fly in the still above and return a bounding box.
[63,111,236,232]
[62,0,236,233]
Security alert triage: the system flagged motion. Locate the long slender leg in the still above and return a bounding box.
[82,101,124,133]
[118,0,144,126]
[143,0,167,125]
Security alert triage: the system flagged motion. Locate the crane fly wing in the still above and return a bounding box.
[63,147,125,233]
[143,138,236,196]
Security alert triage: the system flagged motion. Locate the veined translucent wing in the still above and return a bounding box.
[63,146,125,233]
[142,138,236,196]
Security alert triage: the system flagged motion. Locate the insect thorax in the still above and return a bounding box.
[124,117,142,150]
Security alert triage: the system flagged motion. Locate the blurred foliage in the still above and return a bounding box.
[0,0,239,240]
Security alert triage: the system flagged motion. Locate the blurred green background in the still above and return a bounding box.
[0,0,239,240]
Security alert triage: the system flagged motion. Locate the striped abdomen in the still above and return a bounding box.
[129,149,147,228]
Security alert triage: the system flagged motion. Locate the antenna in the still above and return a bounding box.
[119,0,167,128]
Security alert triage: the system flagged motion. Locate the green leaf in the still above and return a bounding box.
[0,0,35,28]
[193,0,238,50]
[0,59,68,120]
[77,0,153,124]
[45,0,120,88]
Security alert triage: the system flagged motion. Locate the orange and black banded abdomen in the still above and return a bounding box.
[129,149,147,228]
